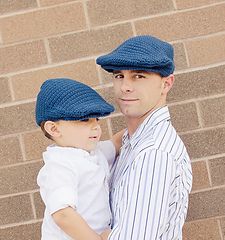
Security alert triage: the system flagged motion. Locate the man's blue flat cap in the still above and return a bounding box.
[35,78,114,126]
[96,35,175,77]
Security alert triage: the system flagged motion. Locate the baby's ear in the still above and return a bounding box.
[44,121,61,138]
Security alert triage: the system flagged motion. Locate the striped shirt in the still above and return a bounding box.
[108,106,192,240]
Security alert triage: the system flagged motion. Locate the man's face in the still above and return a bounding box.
[112,70,169,119]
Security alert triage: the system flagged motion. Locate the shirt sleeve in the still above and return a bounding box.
[97,140,116,166]
[108,149,176,240]
[37,162,78,215]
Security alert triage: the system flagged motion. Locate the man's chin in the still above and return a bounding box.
[122,109,152,120]
[122,110,142,118]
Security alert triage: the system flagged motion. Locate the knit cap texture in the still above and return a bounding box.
[96,35,174,77]
[35,78,114,126]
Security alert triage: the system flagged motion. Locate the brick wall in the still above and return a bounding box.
[0,0,225,239]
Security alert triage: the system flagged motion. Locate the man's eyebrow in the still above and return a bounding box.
[112,71,122,74]
[113,70,146,73]
[112,70,148,74]
[132,70,148,73]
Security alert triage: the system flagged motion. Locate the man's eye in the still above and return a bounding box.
[80,119,89,122]
[113,74,123,79]
[135,74,145,79]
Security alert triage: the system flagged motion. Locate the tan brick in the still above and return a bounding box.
[175,0,223,9]
[98,86,119,113]
[183,219,221,240]
[209,156,225,186]
[0,222,41,240]
[87,0,174,27]
[220,217,225,240]
[173,43,188,71]
[0,195,33,225]
[0,161,42,195]
[0,102,37,136]
[168,65,225,103]
[191,161,210,191]
[0,77,11,104]
[48,23,133,63]
[0,3,86,44]
[187,187,225,221]
[23,131,51,161]
[135,3,225,41]
[33,192,45,219]
[186,34,225,67]
[0,137,23,166]
[40,0,77,7]
[169,103,200,132]
[111,115,126,134]
[199,96,225,127]
[11,60,99,101]
[0,0,37,14]
[0,41,47,75]
[181,128,225,159]
[99,118,110,140]
[99,67,114,84]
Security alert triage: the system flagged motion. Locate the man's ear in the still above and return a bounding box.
[44,121,61,138]
[162,74,174,94]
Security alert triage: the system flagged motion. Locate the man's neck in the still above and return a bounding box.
[126,118,142,137]
[126,112,151,136]
[126,104,166,136]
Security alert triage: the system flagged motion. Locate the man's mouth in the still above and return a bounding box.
[119,98,139,102]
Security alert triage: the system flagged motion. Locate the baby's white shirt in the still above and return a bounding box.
[37,140,116,240]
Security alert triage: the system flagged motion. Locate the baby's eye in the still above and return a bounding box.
[96,118,100,121]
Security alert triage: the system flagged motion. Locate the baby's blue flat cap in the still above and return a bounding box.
[96,35,175,77]
[35,78,114,126]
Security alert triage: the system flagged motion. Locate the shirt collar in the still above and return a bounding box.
[46,144,90,157]
[122,106,171,149]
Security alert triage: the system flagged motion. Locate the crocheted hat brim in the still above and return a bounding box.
[98,61,174,77]
[96,35,175,77]
[35,78,114,126]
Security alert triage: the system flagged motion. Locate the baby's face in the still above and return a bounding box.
[55,118,102,152]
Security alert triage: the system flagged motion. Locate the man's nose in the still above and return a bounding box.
[120,77,133,93]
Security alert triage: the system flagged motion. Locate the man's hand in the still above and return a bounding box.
[112,129,126,155]
[100,228,111,240]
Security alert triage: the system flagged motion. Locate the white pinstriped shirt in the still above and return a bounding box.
[108,106,192,240]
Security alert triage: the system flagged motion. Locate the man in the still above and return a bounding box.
[96,35,193,239]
